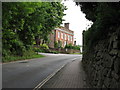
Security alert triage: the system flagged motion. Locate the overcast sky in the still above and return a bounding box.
[61,1,93,45]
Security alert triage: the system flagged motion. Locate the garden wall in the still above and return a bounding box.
[82,27,120,88]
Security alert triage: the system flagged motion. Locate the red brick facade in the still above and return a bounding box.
[49,23,74,48]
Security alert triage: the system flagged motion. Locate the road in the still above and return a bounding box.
[2,53,82,88]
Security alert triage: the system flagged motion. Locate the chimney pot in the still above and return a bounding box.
[64,23,69,29]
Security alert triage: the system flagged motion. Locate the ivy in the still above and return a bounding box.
[77,2,120,51]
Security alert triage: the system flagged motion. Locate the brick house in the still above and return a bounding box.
[49,23,74,48]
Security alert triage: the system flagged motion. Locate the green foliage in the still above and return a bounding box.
[23,47,35,57]
[58,40,62,48]
[65,44,80,50]
[49,50,59,54]
[2,53,45,63]
[2,43,44,62]
[73,45,80,50]
[40,44,49,50]
[33,2,67,45]
[54,41,59,48]
[2,2,66,61]
[54,40,63,48]
[33,44,49,53]
[33,47,41,52]
[65,43,73,49]
[77,2,120,51]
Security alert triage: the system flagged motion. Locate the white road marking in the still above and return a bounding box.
[33,58,78,90]
[33,63,66,90]
[71,58,77,61]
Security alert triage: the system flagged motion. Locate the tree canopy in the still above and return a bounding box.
[76,2,120,49]
[2,2,66,57]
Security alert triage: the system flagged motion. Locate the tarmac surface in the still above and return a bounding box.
[41,58,88,88]
[3,53,82,88]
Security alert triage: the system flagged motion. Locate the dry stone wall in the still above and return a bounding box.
[82,28,120,88]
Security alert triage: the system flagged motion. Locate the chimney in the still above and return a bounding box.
[64,23,69,29]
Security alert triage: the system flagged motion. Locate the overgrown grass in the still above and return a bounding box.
[2,54,45,63]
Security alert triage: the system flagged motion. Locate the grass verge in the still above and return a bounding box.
[2,54,45,63]
[72,53,82,54]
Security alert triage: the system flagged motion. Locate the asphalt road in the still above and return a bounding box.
[2,53,82,88]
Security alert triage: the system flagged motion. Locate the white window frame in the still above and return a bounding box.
[71,36,72,41]
[61,33,63,39]
[68,35,69,41]
[63,33,65,39]
[65,34,66,40]
[64,41,67,47]
[58,32,60,38]
[69,35,71,41]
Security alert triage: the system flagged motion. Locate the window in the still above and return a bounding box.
[71,36,73,41]
[58,32,60,38]
[65,34,66,40]
[69,35,71,41]
[64,41,67,47]
[61,33,63,39]
[63,33,64,39]
[68,35,69,41]
[66,35,67,40]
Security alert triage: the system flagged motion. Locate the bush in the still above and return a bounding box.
[23,48,36,57]
[54,41,59,48]
[11,39,26,56]
[33,47,44,53]
[33,44,49,53]
[65,43,73,49]
[54,41,62,48]
[2,51,45,63]
[40,44,49,50]
[65,44,80,50]
[2,49,11,57]
[49,50,59,54]
[73,45,80,50]
[3,39,26,57]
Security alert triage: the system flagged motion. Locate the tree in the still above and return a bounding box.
[76,2,120,49]
[2,2,66,56]
[33,2,67,45]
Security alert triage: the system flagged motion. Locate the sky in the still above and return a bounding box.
[61,0,93,45]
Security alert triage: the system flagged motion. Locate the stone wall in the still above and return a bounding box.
[82,27,120,88]
[50,48,80,54]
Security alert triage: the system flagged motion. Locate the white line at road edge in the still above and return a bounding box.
[33,58,78,90]
[71,58,77,61]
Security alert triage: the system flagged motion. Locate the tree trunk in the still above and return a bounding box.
[35,36,40,45]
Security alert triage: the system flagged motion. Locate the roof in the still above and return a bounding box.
[55,26,74,36]
[57,26,74,34]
